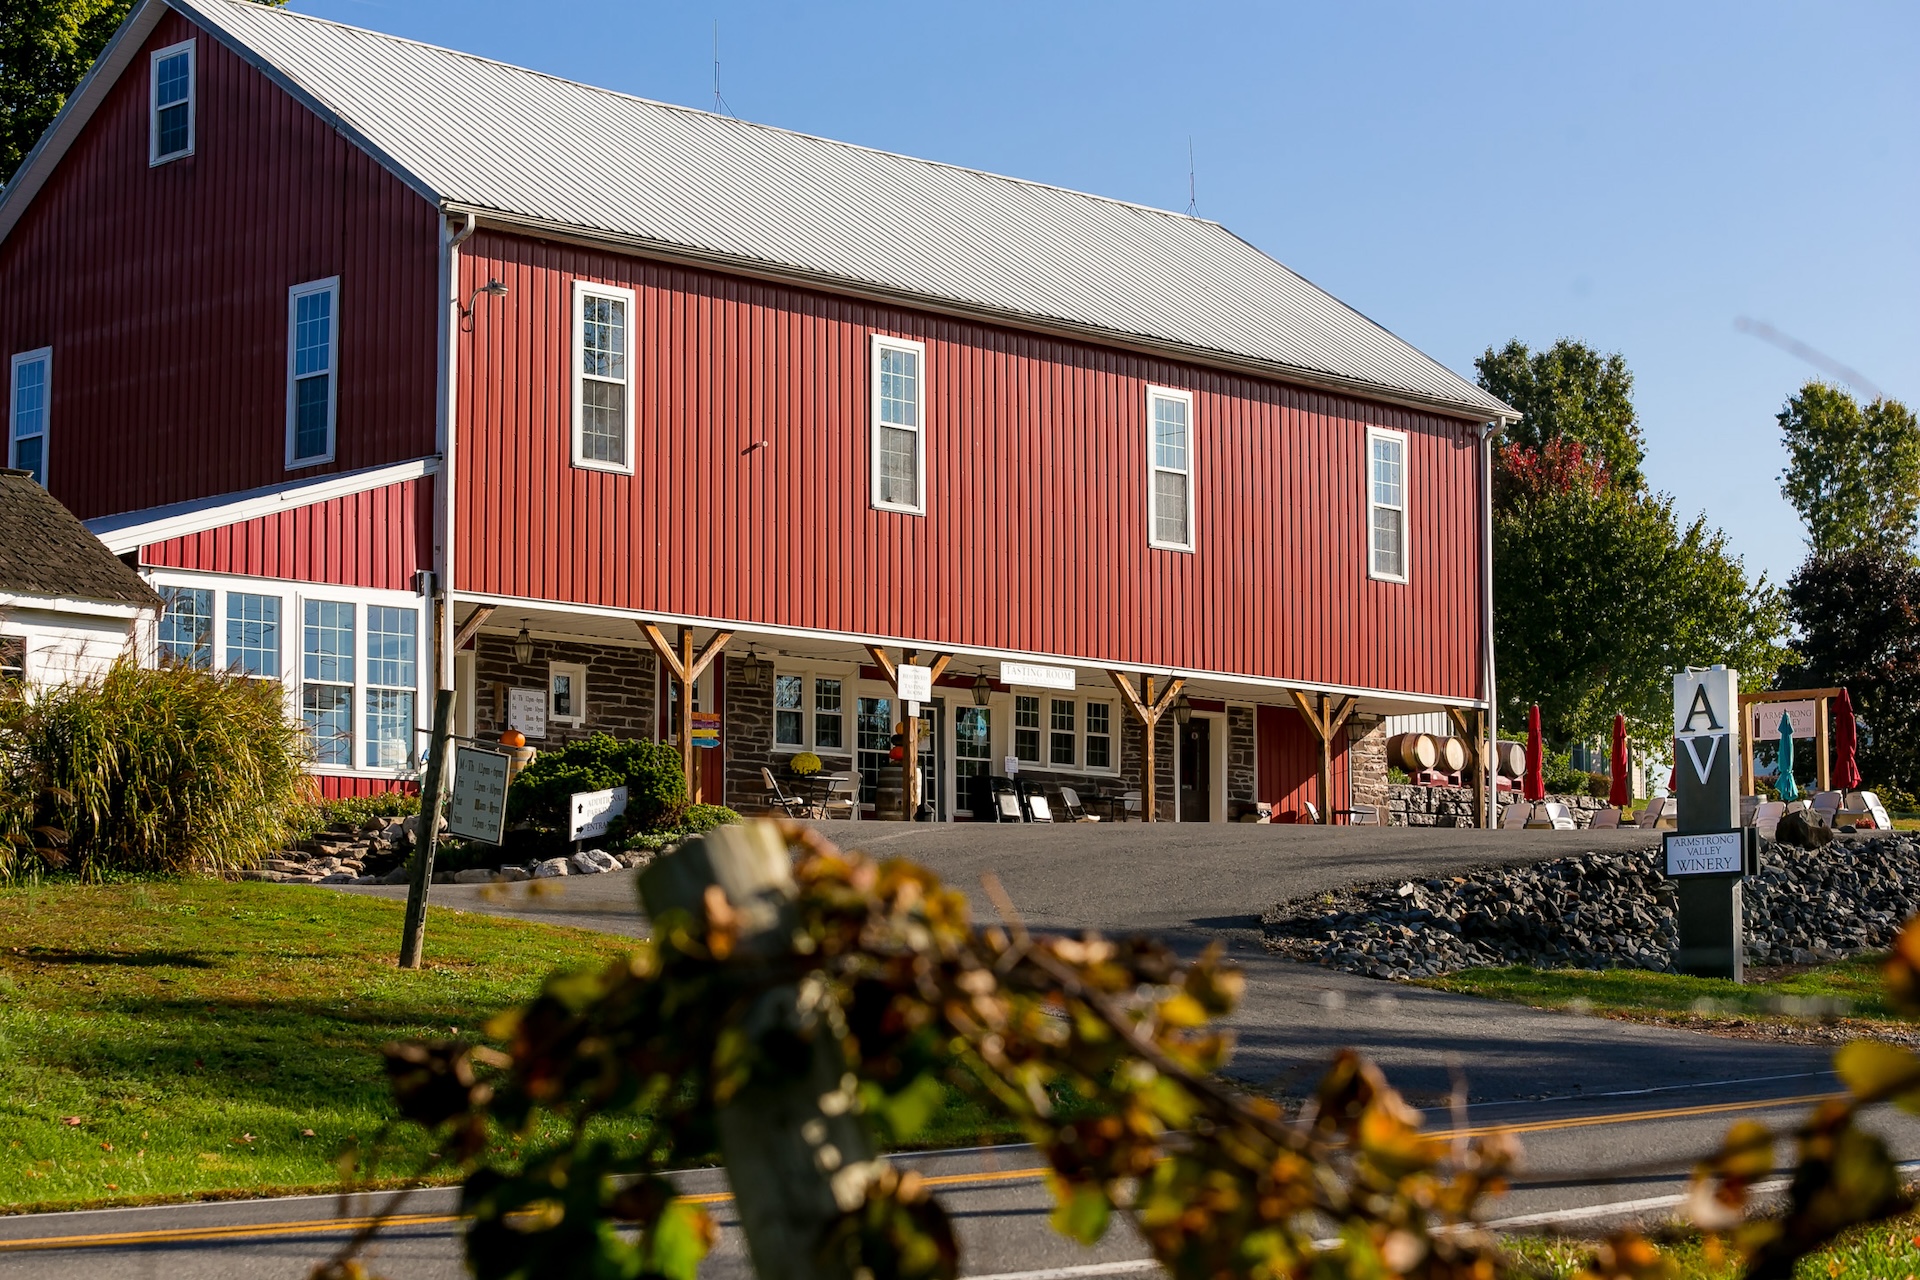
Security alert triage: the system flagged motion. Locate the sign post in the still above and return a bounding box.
[400,689,457,970]
[1671,666,1745,980]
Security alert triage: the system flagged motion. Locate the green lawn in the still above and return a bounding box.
[0,878,1050,1214]
[1417,954,1914,1037]
[1502,1212,1920,1279]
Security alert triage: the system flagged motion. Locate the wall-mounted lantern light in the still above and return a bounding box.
[971,673,993,707]
[512,622,534,666]
[1173,691,1193,727]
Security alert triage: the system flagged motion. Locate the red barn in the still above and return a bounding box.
[3,0,1515,821]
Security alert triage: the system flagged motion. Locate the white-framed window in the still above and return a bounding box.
[1085,701,1113,770]
[870,334,925,514]
[772,669,849,752]
[1013,695,1042,764]
[147,571,423,777]
[286,277,339,468]
[572,280,635,474]
[549,661,587,725]
[225,592,280,677]
[149,40,195,165]
[1367,426,1409,583]
[1049,698,1076,767]
[1009,693,1116,774]
[1147,386,1194,551]
[9,348,50,486]
[157,586,213,668]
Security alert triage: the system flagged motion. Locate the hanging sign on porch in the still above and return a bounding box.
[692,710,721,749]
[447,745,511,845]
[508,687,547,739]
[1000,661,1075,691]
[897,663,933,704]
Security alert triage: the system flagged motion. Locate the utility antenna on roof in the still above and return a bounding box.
[712,22,734,118]
[1186,137,1197,215]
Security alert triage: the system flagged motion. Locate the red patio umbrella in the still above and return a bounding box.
[1608,714,1630,808]
[1524,704,1545,802]
[1834,688,1862,791]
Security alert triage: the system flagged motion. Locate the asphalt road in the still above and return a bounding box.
[5,820,1896,1277]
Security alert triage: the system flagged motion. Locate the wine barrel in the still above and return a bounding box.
[1493,740,1527,778]
[1436,736,1470,773]
[1387,732,1439,773]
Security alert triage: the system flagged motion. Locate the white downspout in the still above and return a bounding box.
[436,211,477,694]
[1479,418,1502,826]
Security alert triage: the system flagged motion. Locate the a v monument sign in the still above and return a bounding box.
[1670,666,1748,980]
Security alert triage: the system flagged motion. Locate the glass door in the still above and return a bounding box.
[916,700,945,821]
[954,704,991,818]
[856,695,894,811]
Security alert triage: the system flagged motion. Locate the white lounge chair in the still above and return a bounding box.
[1527,801,1577,830]
[820,771,860,820]
[1500,802,1532,830]
[1590,807,1622,829]
[1859,791,1894,831]
[1753,801,1786,840]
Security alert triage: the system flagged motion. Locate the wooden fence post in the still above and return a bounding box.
[639,823,877,1280]
[399,689,457,970]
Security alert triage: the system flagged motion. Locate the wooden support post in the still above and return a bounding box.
[1445,706,1487,829]
[1289,689,1357,824]
[641,622,734,805]
[1108,670,1184,822]
[399,689,457,970]
[640,823,877,1280]
[450,604,495,654]
[865,646,952,819]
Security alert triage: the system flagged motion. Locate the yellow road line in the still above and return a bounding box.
[0,1091,1846,1253]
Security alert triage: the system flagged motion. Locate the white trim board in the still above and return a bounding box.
[451,588,1490,713]
[87,456,440,554]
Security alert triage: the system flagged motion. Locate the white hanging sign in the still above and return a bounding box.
[508,687,548,739]
[897,663,933,704]
[1000,661,1076,691]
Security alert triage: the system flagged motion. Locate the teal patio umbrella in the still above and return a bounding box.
[1775,710,1799,803]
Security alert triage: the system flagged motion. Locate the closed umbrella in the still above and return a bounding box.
[1835,689,1862,791]
[1608,714,1630,808]
[1524,704,1545,802]
[1775,711,1799,803]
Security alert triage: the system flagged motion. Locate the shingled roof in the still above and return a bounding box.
[0,472,161,608]
[0,0,1516,423]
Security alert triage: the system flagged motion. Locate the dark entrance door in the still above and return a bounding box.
[1179,718,1211,821]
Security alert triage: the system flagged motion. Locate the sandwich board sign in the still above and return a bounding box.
[447,745,510,845]
[569,786,628,843]
[1671,665,1745,980]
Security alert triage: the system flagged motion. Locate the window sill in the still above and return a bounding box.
[149,149,194,167]
[871,501,926,517]
[1366,570,1410,586]
[286,454,335,472]
[1148,540,1195,555]
[571,457,635,477]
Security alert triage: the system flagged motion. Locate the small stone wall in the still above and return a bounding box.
[1387,783,1607,828]
[1348,716,1388,814]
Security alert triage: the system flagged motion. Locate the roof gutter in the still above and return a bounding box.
[443,204,1520,427]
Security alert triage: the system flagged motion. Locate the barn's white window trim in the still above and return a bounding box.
[143,570,425,780]
[9,348,51,487]
[1366,426,1410,584]
[571,280,636,475]
[870,334,926,515]
[285,277,340,469]
[1146,385,1195,552]
[549,661,587,726]
[1010,693,1117,776]
[771,665,855,754]
[149,40,195,166]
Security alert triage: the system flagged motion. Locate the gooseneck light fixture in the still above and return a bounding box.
[460,278,510,331]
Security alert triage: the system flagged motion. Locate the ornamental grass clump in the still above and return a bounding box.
[0,658,312,881]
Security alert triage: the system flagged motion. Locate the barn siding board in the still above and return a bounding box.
[0,10,439,523]
[454,232,1485,701]
[140,477,433,589]
[1256,704,1350,818]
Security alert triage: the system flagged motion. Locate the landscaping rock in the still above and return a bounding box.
[1265,833,1920,981]
[570,850,620,875]
[453,868,497,884]
[534,858,570,878]
[493,866,531,883]
[378,866,411,885]
[1775,810,1836,850]
[317,872,357,884]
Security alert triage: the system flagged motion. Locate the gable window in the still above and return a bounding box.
[150,41,195,165]
[9,349,49,486]
[286,278,339,467]
[1367,427,1409,582]
[225,592,280,677]
[549,661,587,725]
[572,280,634,473]
[157,587,213,668]
[870,335,925,514]
[1148,386,1194,551]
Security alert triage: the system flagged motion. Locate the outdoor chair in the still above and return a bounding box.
[1812,791,1843,822]
[995,787,1026,822]
[1058,786,1100,822]
[1590,807,1621,829]
[1636,797,1675,830]
[1299,801,1321,825]
[1026,790,1055,822]
[762,767,817,819]
[1528,801,1577,831]
[820,772,860,820]
[1753,801,1786,840]
[1344,803,1380,825]
[1500,802,1532,829]
[1858,791,1893,830]
[1120,790,1142,821]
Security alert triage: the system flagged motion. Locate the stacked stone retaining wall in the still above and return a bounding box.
[1387,783,1607,827]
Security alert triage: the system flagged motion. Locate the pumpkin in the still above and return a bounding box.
[499,728,527,748]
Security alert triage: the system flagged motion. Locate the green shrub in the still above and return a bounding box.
[680,803,741,834]
[1585,771,1612,799]
[508,734,687,833]
[0,660,313,881]
[290,790,419,841]
[1386,766,1410,785]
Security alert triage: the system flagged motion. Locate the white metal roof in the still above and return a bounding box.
[17,0,1515,420]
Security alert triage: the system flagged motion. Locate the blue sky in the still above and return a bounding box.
[297,0,1918,585]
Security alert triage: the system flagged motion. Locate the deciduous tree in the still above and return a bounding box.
[1475,337,1646,493]
[1784,547,1920,796]
[1777,381,1920,561]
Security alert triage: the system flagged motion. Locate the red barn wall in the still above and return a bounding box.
[139,476,434,590]
[456,232,1487,701]
[1256,706,1349,819]
[0,9,440,522]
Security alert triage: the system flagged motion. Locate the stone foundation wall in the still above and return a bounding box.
[1228,707,1257,810]
[472,635,657,749]
[1387,783,1608,828]
[1348,715,1388,814]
